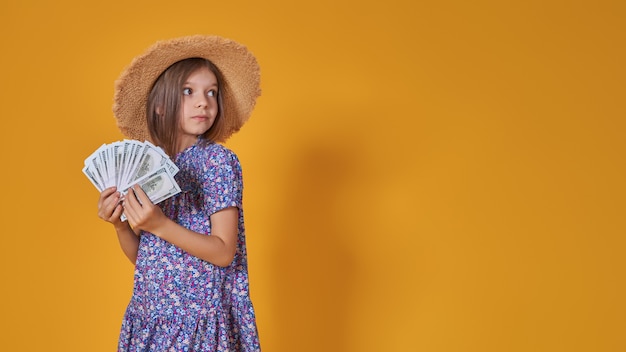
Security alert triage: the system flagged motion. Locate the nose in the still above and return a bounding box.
[196,96,208,108]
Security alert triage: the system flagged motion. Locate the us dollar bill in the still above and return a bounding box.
[127,143,179,189]
[83,140,183,223]
[123,166,181,205]
[119,166,181,222]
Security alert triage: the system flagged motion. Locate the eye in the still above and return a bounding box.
[207,89,217,97]
[183,88,192,96]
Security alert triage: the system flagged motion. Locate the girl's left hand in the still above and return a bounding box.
[122,184,167,234]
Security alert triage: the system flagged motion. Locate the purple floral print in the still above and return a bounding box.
[118,139,260,352]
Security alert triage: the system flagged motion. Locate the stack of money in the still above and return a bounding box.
[82,140,182,211]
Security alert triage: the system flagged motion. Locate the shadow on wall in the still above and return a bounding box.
[270,127,368,350]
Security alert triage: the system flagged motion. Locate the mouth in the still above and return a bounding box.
[192,115,209,120]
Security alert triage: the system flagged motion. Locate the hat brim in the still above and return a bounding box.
[113,35,261,142]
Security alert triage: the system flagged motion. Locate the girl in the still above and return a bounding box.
[97,35,261,351]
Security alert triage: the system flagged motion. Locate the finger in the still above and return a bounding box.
[122,191,141,222]
[124,205,143,230]
[121,200,136,225]
[111,202,124,221]
[103,186,118,194]
[99,194,121,220]
[99,186,118,199]
[100,192,120,213]
[125,187,141,209]
[98,187,118,208]
[132,184,153,206]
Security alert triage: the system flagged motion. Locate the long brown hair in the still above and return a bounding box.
[146,58,226,157]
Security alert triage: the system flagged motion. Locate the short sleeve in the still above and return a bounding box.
[203,147,243,215]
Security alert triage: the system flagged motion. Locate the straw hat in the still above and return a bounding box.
[113,35,261,142]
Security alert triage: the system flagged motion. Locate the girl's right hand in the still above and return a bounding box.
[98,187,124,227]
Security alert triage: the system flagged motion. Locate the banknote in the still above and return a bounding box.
[119,166,181,222]
[121,166,181,205]
[83,140,182,222]
[126,141,179,189]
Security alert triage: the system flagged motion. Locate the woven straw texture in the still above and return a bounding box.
[113,35,261,142]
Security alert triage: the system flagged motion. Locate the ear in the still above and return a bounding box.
[156,106,163,116]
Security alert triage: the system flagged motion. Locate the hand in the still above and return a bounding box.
[122,184,167,234]
[97,187,124,227]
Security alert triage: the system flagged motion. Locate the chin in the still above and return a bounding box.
[198,127,212,135]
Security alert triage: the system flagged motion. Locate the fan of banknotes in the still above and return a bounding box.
[82,140,182,211]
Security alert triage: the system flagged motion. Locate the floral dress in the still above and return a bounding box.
[118,139,260,352]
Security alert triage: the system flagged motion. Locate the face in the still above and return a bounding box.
[177,67,219,151]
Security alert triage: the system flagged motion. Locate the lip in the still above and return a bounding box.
[191,115,208,120]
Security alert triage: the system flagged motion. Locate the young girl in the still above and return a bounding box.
[96,35,261,351]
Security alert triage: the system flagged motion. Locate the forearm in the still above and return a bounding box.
[152,219,236,267]
[114,222,140,264]
[122,186,238,267]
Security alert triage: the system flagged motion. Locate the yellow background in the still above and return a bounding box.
[1,0,624,351]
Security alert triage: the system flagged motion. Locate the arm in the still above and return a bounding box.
[113,221,141,264]
[122,185,238,267]
[98,187,140,264]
